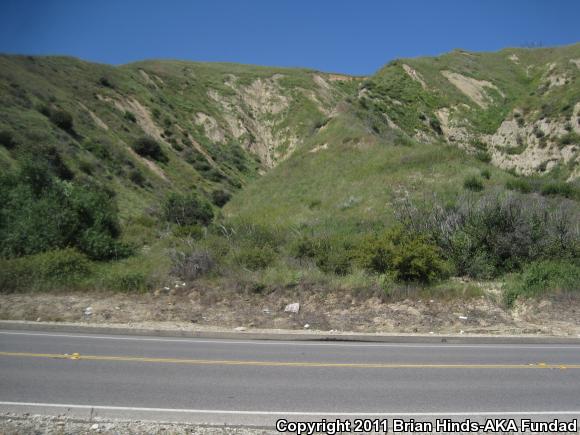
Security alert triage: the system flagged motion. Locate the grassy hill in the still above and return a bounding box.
[0,55,353,217]
[361,44,580,177]
[0,45,579,305]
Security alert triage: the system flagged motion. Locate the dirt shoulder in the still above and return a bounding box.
[0,414,276,435]
[1,286,579,337]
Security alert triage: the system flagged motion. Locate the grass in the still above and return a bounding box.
[503,260,580,307]
[0,54,346,224]
[225,109,514,232]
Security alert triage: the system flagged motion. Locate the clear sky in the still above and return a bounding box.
[1,0,579,75]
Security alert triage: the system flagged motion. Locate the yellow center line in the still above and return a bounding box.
[0,351,578,369]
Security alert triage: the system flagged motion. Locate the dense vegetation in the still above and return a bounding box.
[0,45,579,306]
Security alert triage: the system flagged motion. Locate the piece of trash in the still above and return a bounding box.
[83,307,93,316]
[429,331,434,334]
[458,315,468,320]
[284,302,300,313]
[304,324,310,329]
[91,423,99,430]
[234,326,247,332]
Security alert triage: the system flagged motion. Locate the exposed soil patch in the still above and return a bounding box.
[402,64,427,89]
[194,112,226,143]
[1,287,578,337]
[97,94,165,143]
[78,102,109,131]
[442,71,503,108]
[138,69,160,90]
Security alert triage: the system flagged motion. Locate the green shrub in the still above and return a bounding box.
[18,146,73,181]
[211,189,231,207]
[317,246,352,275]
[102,269,150,292]
[475,151,492,163]
[132,137,167,163]
[514,113,525,127]
[503,261,580,307]
[78,159,94,175]
[124,111,137,123]
[236,245,275,270]
[391,237,451,283]
[395,193,580,278]
[355,229,450,283]
[79,229,133,261]
[480,169,491,180]
[172,224,204,239]
[37,248,91,280]
[0,256,31,291]
[163,192,214,226]
[0,164,130,260]
[0,248,92,292]
[0,130,16,149]
[291,236,320,261]
[506,178,532,193]
[463,175,484,192]
[84,138,112,160]
[429,117,442,135]
[49,109,73,131]
[557,132,580,147]
[98,76,114,88]
[541,181,575,198]
[206,168,225,182]
[128,168,146,186]
[225,221,285,249]
[291,234,352,275]
[471,139,487,151]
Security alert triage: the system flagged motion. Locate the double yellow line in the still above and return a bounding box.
[0,351,578,369]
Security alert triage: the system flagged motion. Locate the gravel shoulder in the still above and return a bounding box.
[0,414,277,435]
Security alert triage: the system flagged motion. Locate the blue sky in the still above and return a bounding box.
[1,0,579,75]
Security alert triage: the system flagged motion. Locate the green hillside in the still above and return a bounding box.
[0,45,579,303]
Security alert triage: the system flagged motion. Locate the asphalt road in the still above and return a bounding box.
[0,329,579,426]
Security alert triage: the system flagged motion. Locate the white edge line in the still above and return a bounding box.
[1,331,579,350]
[0,402,578,417]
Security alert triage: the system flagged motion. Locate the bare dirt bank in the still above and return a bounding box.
[1,287,579,337]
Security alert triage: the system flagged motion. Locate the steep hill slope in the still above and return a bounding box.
[0,55,354,219]
[226,44,580,229]
[360,43,580,179]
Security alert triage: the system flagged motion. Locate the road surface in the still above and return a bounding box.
[0,329,579,426]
